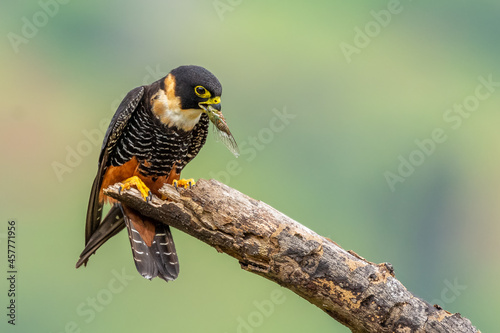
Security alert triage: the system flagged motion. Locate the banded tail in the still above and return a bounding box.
[122,206,179,281]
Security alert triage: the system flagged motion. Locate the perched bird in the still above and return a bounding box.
[76,65,238,282]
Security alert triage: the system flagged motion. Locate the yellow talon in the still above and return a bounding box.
[119,176,152,201]
[173,178,196,189]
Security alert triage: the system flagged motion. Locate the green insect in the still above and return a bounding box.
[199,104,240,157]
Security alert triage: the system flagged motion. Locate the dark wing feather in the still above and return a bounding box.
[99,86,146,162]
[76,204,125,268]
[84,86,145,250]
[85,151,108,246]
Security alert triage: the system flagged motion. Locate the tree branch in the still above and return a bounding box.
[104,179,479,333]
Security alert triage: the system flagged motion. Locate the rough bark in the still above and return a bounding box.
[104,179,479,333]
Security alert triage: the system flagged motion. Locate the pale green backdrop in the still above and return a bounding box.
[1,0,499,332]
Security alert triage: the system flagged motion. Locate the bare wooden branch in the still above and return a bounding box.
[104,179,479,333]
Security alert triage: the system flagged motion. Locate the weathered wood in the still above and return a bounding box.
[104,179,479,333]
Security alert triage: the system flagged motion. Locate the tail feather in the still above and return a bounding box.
[122,206,179,281]
[76,204,125,268]
[150,224,179,281]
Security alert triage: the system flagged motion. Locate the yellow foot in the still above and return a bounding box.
[173,178,196,189]
[119,176,152,202]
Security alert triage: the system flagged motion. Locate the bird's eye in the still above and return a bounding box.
[194,86,210,98]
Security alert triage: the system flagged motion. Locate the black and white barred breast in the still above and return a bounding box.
[108,100,210,177]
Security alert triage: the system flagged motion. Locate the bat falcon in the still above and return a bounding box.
[76,65,238,282]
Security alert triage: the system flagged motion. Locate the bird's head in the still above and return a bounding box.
[152,65,222,131]
[152,65,239,156]
[171,65,222,112]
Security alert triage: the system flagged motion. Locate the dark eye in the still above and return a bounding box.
[195,86,208,97]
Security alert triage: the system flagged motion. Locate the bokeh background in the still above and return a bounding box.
[1,0,499,332]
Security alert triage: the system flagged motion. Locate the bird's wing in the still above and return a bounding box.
[84,86,145,247]
[76,204,125,268]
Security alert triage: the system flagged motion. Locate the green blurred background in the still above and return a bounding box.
[1,0,499,332]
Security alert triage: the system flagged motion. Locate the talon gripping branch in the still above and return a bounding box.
[76,65,238,282]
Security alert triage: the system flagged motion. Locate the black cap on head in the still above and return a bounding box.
[170,65,222,110]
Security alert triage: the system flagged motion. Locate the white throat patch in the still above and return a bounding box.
[152,89,202,132]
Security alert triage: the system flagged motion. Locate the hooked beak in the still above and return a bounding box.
[199,96,221,113]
